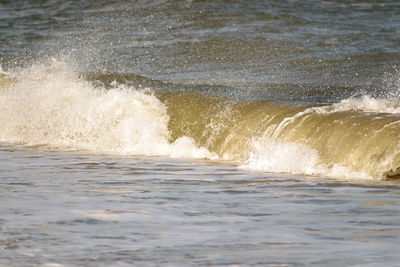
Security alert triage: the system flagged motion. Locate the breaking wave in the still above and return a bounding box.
[1,59,400,179]
[0,60,215,159]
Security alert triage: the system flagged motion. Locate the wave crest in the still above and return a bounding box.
[2,60,400,179]
[0,60,216,159]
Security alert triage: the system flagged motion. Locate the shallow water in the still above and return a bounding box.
[1,0,400,265]
[1,145,400,266]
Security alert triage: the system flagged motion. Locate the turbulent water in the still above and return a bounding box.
[2,60,400,179]
[1,0,400,266]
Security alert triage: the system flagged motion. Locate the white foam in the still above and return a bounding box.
[0,60,216,159]
[310,95,400,115]
[44,263,64,267]
[71,210,122,222]
[241,137,371,179]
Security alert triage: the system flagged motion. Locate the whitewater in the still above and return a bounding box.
[2,1,400,265]
[1,60,400,179]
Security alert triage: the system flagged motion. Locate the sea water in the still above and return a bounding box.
[1,145,400,266]
[1,0,400,265]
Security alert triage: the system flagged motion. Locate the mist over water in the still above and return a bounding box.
[1,0,400,266]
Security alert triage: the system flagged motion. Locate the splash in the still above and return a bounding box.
[1,60,400,179]
[0,59,216,159]
[159,84,400,179]
[241,137,371,179]
[311,95,400,114]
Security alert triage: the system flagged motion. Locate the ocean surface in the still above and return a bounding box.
[1,0,400,265]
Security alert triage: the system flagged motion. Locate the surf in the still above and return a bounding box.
[1,59,400,180]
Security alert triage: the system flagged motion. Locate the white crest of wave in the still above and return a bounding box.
[0,60,216,159]
[241,137,371,179]
[323,95,400,114]
[319,70,400,114]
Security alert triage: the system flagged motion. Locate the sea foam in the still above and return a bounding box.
[1,59,400,179]
[0,60,216,159]
[241,137,371,179]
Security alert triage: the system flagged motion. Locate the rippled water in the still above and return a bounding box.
[1,0,400,89]
[1,145,400,266]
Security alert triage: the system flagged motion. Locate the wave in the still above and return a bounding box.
[0,60,215,159]
[160,91,400,179]
[1,60,400,179]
